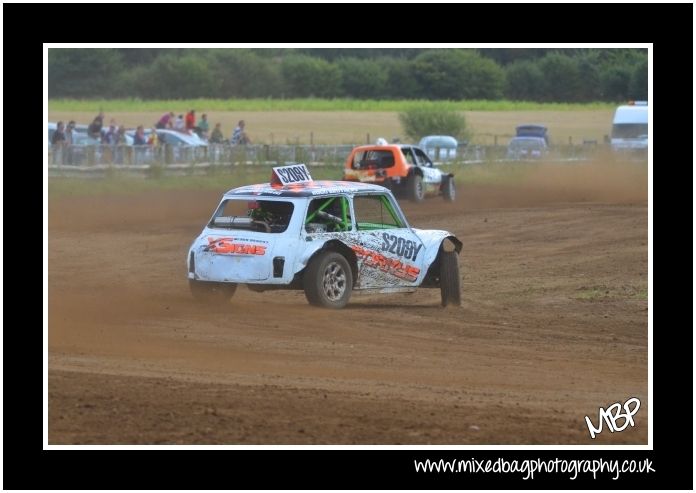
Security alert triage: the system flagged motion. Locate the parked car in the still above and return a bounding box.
[125,129,206,163]
[418,135,459,161]
[516,124,549,145]
[187,165,462,309]
[343,144,455,202]
[506,137,548,160]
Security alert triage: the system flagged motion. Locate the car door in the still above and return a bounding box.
[350,193,427,289]
[413,147,443,187]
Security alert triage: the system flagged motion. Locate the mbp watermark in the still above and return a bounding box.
[584,397,641,439]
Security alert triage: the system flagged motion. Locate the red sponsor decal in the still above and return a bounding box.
[351,245,420,282]
[206,237,267,256]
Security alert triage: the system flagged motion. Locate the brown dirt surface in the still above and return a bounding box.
[48,162,649,444]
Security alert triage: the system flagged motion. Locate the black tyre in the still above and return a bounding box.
[304,251,353,309]
[439,251,461,307]
[442,176,456,202]
[189,279,237,304]
[408,174,425,202]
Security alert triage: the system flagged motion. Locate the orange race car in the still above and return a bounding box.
[343,144,455,202]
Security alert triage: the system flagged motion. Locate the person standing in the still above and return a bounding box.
[230,120,251,145]
[196,113,210,140]
[185,109,196,133]
[133,125,147,146]
[88,112,104,139]
[210,123,224,144]
[174,114,185,132]
[156,111,174,129]
[51,121,67,164]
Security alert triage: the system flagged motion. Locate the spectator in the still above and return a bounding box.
[185,110,196,133]
[147,128,159,146]
[65,120,76,145]
[102,120,118,145]
[116,125,128,144]
[52,121,67,146]
[88,112,104,139]
[210,123,224,144]
[51,121,66,164]
[133,125,147,146]
[196,113,210,140]
[133,125,147,164]
[231,120,251,145]
[156,111,175,129]
[174,114,185,132]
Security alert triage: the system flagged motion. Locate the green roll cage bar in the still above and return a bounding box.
[304,195,402,231]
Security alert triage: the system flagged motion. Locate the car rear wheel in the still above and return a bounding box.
[189,279,237,304]
[439,250,461,307]
[442,176,455,202]
[304,251,353,309]
[408,174,424,202]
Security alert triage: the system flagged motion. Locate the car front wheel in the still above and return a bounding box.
[442,176,455,202]
[304,251,353,309]
[439,250,461,307]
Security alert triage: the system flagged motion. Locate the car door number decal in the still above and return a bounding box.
[381,233,423,261]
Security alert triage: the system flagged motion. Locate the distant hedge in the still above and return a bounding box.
[48,48,648,102]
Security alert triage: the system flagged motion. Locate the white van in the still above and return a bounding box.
[611,101,648,151]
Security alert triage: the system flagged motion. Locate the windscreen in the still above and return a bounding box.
[611,124,648,139]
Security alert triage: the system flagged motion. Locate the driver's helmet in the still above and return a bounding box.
[248,201,266,220]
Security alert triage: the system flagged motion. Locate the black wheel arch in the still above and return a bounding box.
[304,240,358,287]
[407,166,424,178]
[421,236,463,287]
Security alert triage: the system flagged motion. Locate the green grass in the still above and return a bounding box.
[49,98,616,113]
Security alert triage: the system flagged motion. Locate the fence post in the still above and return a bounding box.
[310,131,314,147]
[366,133,370,144]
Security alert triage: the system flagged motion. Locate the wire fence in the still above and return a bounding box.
[48,142,617,172]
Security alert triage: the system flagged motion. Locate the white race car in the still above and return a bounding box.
[187,165,462,308]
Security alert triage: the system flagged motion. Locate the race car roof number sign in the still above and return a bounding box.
[272,164,313,185]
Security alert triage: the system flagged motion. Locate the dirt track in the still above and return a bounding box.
[48,162,649,444]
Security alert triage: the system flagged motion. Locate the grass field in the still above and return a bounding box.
[48,109,614,146]
[49,98,616,113]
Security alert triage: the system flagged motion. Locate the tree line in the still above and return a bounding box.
[48,48,647,102]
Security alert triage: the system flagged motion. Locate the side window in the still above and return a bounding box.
[353,194,405,231]
[305,196,352,233]
[413,148,433,167]
[402,147,415,165]
[211,199,294,233]
[352,150,395,169]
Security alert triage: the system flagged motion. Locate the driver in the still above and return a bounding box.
[248,200,291,232]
